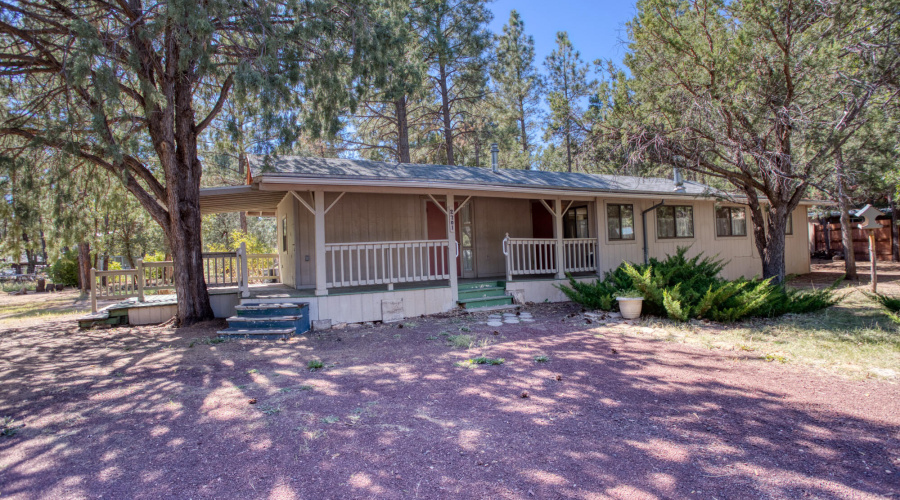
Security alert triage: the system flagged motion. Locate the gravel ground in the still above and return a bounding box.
[1,300,898,499]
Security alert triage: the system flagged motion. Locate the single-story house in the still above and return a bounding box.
[196,154,812,326]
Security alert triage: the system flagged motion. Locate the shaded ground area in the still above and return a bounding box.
[790,259,900,293]
[1,301,898,499]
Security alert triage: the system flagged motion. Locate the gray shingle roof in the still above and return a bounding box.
[247,155,716,197]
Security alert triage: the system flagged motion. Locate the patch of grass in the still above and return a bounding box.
[447,334,475,349]
[867,292,900,323]
[534,355,549,363]
[464,357,504,365]
[307,360,324,371]
[321,415,339,424]
[247,368,259,374]
[1,417,19,437]
[425,335,439,340]
[201,337,226,345]
[259,405,282,415]
[643,290,900,379]
[458,326,471,332]
[297,385,314,391]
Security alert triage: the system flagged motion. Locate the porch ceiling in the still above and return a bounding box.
[199,185,285,215]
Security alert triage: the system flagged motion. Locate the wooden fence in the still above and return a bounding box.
[810,221,896,262]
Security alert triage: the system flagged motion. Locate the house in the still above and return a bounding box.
[195,154,813,326]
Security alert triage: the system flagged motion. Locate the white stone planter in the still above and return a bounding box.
[616,297,643,319]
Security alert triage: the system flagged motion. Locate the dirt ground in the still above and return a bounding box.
[1,291,899,498]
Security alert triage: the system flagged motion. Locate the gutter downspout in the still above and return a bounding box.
[642,200,665,265]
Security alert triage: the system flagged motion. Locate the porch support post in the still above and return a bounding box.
[446,194,458,301]
[314,190,328,296]
[594,198,603,277]
[554,198,565,279]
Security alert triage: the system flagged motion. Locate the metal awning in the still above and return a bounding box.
[199,185,286,216]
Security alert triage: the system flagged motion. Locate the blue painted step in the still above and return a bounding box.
[218,302,310,339]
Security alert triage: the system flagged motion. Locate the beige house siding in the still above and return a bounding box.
[276,191,811,287]
[473,197,533,277]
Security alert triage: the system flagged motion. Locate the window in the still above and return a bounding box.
[564,206,590,239]
[715,207,747,237]
[281,217,287,251]
[607,204,635,240]
[656,205,694,238]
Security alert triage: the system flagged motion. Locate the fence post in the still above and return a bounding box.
[239,242,250,298]
[503,233,512,282]
[135,259,145,302]
[90,268,97,313]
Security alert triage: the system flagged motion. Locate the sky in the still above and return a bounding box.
[487,0,638,70]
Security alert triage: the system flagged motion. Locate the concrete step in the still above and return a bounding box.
[458,286,506,301]
[217,327,296,340]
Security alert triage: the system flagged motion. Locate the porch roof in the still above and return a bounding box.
[199,185,285,215]
[246,155,715,198]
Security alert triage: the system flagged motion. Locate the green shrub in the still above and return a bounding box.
[866,293,900,323]
[558,247,840,323]
[46,250,79,286]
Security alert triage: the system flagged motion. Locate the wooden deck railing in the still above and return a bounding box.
[503,234,599,281]
[325,239,451,288]
[90,242,266,312]
[502,237,557,278]
[563,238,597,273]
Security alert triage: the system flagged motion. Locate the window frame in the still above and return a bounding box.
[715,206,748,237]
[656,205,694,239]
[281,216,287,252]
[606,203,635,241]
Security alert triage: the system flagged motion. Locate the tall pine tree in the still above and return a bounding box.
[544,32,595,172]
[491,10,543,169]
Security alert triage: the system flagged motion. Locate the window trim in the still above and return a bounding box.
[715,206,748,238]
[606,203,636,241]
[656,205,695,239]
[281,216,287,252]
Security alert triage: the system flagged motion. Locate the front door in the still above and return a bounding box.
[426,199,476,278]
[457,202,476,278]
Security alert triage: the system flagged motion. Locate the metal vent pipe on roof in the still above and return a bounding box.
[491,143,499,172]
[673,167,685,192]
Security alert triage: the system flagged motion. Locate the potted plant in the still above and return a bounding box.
[616,289,644,319]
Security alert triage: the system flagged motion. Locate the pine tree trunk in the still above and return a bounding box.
[761,226,787,283]
[240,212,248,233]
[519,98,529,157]
[438,64,455,165]
[395,97,411,163]
[835,152,857,278]
[165,79,215,326]
[890,193,899,262]
[78,242,91,292]
[747,197,787,283]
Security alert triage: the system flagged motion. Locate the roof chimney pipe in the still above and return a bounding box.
[673,167,685,192]
[490,143,499,173]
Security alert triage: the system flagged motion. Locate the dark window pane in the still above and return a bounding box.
[607,205,621,240]
[715,207,731,236]
[621,205,635,240]
[657,206,675,238]
[731,208,747,236]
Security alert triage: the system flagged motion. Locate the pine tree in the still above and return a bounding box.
[417,0,493,165]
[544,32,595,172]
[0,0,395,323]
[491,10,543,167]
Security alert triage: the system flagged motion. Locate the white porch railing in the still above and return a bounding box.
[563,238,597,273]
[503,234,599,281]
[325,239,451,288]
[90,242,264,313]
[502,237,557,278]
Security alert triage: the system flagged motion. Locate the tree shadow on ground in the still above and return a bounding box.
[1,305,897,499]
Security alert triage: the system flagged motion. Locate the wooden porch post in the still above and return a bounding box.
[314,190,328,296]
[594,198,603,277]
[135,259,145,302]
[90,268,97,313]
[554,198,565,279]
[446,194,458,300]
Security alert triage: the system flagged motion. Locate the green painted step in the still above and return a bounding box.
[459,295,515,309]
[458,286,506,301]
[458,281,505,291]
